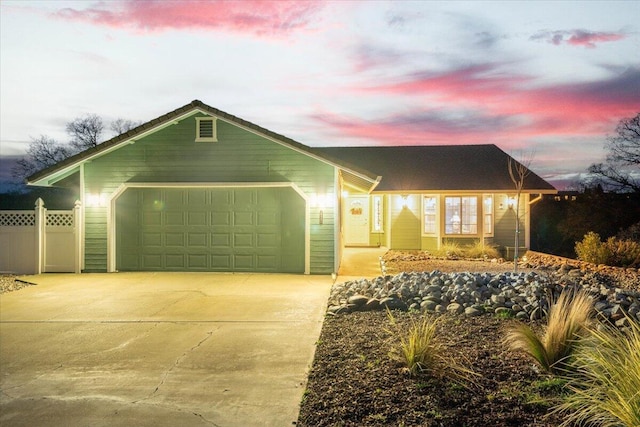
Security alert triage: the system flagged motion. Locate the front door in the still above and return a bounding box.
[344,195,369,246]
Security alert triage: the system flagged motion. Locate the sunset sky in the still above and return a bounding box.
[1,0,639,189]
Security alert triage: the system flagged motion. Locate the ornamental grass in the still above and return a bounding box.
[553,316,640,427]
[505,289,593,374]
[386,311,477,384]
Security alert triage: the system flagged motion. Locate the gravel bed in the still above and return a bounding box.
[0,274,35,294]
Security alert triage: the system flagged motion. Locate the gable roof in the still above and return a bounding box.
[27,100,377,186]
[27,100,555,193]
[313,145,556,193]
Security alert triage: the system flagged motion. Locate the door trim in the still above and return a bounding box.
[107,182,310,274]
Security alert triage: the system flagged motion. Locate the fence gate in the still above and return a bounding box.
[0,198,81,275]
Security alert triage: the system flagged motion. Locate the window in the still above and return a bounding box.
[483,195,493,235]
[445,196,477,235]
[372,195,383,232]
[423,196,437,234]
[195,117,217,142]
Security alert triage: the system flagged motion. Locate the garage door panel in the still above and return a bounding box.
[257,211,278,226]
[257,233,278,248]
[188,211,208,226]
[233,211,253,226]
[166,233,184,246]
[188,254,208,269]
[143,254,163,269]
[166,254,185,269]
[234,254,254,270]
[187,189,207,205]
[188,233,207,247]
[211,212,230,226]
[117,187,304,272]
[257,255,277,269]
[234,233,253,247]
[143,232,162,247]
[211,232,230,246]
[211,254,231,270]
[165,212,185,226]
[233,189,255,206]
[142,189,162,206]
[165,189,184,206]
[143,211,162,226]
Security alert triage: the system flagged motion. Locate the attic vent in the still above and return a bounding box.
[195,117,217,142]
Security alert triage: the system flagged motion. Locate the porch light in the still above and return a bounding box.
[311,193,332,225]
[401,195,408,209]
[507,196,517,210]
[86,193,107,207]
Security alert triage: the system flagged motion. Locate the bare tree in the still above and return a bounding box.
[508,152,533,273]
[588,113,640,193]
[11,114,140,182]
[110,118,140,136]
[66,114,104,152]
[11,136,71,180]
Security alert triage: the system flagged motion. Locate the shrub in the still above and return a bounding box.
[432,241,465,259]
[505,289,592,374]
[465,240,501,259]
[606,237,640,268]
[553,316,640,427]
[616,221,640,243]
[575,232,611,265]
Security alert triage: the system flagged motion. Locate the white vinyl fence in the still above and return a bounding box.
[0,198,81,274]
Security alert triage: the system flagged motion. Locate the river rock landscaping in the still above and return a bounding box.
[298,251,640,427]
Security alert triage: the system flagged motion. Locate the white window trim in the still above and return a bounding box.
[483,194,495,237]
[422,194,438,236]
[371,195,383,233]
[195,117,217,142]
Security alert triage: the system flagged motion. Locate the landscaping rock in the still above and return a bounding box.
[327,254,640,328]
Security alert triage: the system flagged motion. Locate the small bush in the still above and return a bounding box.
[465,240,501,259]
[575,232,611,265]
[433,241,465,259]
[553,316,640,427]
[505,289,593,374]
[606,237,640,268]
[616,221,640,242]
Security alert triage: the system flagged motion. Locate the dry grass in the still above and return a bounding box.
[505,289,593,374]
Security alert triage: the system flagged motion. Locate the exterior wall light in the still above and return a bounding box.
[86,193,107,207]
[311,193,332,225]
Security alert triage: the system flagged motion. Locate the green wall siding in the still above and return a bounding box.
[390,195,421,250]
[83,114,335,273]
[493,194,526,254]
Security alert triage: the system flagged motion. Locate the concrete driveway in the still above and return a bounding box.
[0,273,332,427]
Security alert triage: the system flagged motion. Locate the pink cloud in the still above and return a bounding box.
[54,0,324,36]
[530,29,626,48]
[314,66,639,150]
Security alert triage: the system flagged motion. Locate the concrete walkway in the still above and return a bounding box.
[338,246,388,280]
[0,273,332,427]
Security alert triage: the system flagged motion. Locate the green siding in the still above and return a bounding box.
[83,114,335,273]
[390,195,421,250]
[420,236,439,251]
[493,194,526,254]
